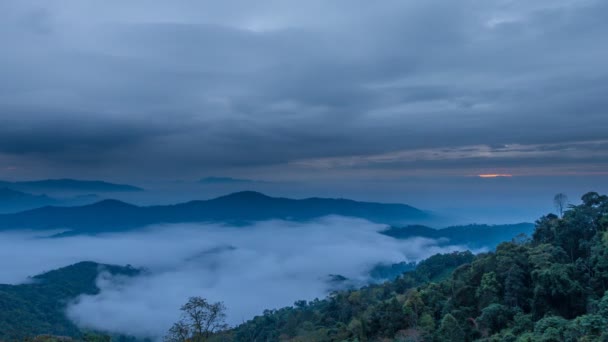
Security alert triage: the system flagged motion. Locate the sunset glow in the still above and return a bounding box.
[478,174,513,178]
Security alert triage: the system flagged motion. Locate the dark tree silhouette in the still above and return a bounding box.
[553,193,568,217]
[165,297,228,342]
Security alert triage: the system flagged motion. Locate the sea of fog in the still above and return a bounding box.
[0,216,478,339]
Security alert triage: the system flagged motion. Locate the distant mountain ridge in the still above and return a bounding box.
[0,188,102,214]
[0,191,431,233]
[381,222,535,249]
[0,179,143,193]
[0,188,59,213]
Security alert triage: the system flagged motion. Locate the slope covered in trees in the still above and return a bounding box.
[218,192,608,341]
[0,262,139,340]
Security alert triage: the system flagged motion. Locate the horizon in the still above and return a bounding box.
[0,175,602,224]
[1,1,607,226]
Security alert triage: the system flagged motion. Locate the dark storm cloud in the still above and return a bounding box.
[1,0,607,179]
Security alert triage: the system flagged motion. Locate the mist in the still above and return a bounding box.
[0,217,479,339]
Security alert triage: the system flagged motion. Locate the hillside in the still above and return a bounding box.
[0,191,431,233]
[382,223,535,249]
[220,192,608,341]
[0,262,139,340]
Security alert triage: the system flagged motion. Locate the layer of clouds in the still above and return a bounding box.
[0,217,475,339]
[0,0,607,180]
[291,140,608,175]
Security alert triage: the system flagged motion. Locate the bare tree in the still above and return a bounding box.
[553,193,568,217]
[165,321,190,342]
[165,297,228,342]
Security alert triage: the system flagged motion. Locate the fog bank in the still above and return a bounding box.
[0,217,476,339]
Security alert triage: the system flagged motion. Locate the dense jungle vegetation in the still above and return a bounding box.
[210,192,608,341]
[0,262,139,341]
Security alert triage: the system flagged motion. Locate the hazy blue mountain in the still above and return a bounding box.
[0,188,59,214]
[368,223,533,281]
[0,191,431,233]
[381,222,535,249]
[0,188,102,214]
[60,193,102,206]
[0,179,143,193]
[0,261,139,340]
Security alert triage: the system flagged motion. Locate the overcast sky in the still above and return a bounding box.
[0,0,607,219]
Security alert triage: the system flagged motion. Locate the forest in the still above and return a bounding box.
[0,262,139,341]
[201,192,608,341]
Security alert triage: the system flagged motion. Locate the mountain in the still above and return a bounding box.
[0,188,59,214]
[0,179,143,193]
[381,222,535,249]
[0,191,431,233]
[369,223,534,281]
[227,192,608,342]
[0,188,102,214]
[0,262,139,340]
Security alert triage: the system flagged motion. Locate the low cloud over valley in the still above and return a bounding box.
[0,217,475,338]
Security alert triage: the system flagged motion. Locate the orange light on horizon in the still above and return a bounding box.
[478,174,513,178]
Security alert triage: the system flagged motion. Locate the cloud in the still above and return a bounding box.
[0,0,607,180]
[288,140,608,177]
[478,174,512,178]
[198,176,257,184]
[0,217,475,339]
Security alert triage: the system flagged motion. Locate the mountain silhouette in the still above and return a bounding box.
[0,188,59,214]
[381,222,535,248]
[0,191,430,233]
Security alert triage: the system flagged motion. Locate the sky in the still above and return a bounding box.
[0,0,607,221]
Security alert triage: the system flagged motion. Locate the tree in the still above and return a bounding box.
[476,272,500,308]
[403,290,424,327]
[165,321,190,342]
[418,313,435,340]
[165,297,228,342]
[533,316,569,341]
[504,264,527,308]
[438,314,465,342]
[476,304,513,336]
[531,264,586,318]
[82,333,111,342]
[554,193,568,217]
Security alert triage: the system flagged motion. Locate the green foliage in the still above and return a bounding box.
[226,192,608,341]
[476,304,514,335]
[438,313,465,341]
[0,261,139,340]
